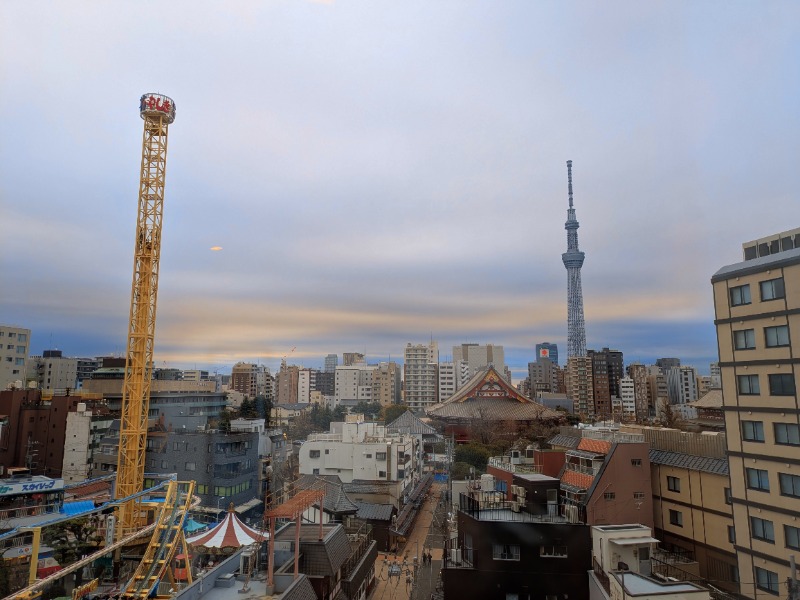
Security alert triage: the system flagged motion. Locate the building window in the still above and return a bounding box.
[604,492,615,500]
[325,449,329,454]
[185,462,196,471]
[751,517,775,542]
[775,423,800,446]
[742,420,765,442]
[785,525,800,550]
[733,329,755,350]
[379,470,386,478]
[669,509,683,527]
[492,544,520,561]
[312,468,319,475]
[746,468,770,491]
[724,487,732,504]
[309,450,320,458]
[729,284,751,306]
[364,453,372,458]
[667,476,680,492]
[768,374,796,396]
[633,492,645,499]
[764,325,790,347]
[727,526,735,543]
[760,278,785,301]
[755,567,779,595]
[737,374,760,395]
[376,452,386,460]
[540,545,568,558]
[779,472,800,497]
[197,484,208,494]
[631,458,642,467]
[161,460,167,469]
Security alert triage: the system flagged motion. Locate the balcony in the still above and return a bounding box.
[487,456,541,474]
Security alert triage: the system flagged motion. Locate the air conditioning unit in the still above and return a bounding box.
[511,501,520,513]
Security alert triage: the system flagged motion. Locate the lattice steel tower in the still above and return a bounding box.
[115,93,176,538]
[562,160,587,358]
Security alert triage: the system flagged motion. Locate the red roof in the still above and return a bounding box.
[561,470,594,490]
[577,438,612,455]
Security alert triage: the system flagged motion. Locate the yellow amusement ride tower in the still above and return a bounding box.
[115,93,177,536]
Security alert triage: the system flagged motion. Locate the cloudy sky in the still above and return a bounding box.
[2,1,799,380]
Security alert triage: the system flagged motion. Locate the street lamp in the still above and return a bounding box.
[216,496,226,521]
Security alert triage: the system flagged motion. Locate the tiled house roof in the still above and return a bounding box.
[577,438,612,454]
[561,470,594,490]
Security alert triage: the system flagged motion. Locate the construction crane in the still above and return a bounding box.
[115,93,176,540]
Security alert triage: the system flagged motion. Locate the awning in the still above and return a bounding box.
[610,536,659,546]
[183,518,207,533]
[60,500,95,516]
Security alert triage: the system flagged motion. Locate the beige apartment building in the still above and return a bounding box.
[712,228,800,599]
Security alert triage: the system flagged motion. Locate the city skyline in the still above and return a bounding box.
[2,2,799,380]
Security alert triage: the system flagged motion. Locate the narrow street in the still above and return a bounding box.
[370,482,447,600]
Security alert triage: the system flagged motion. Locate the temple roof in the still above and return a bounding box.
[426,367,560,421]
[387,410,442,439]
[295,474,359,516]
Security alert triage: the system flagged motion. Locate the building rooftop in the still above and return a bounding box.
[712,245,800,281]
[612,571,705,596]
[648,449,729,476]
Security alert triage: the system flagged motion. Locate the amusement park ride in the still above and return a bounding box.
[9,94,327,600]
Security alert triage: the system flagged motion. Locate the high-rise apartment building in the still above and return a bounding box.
[656,358,681,372]
[275,361,299,405]
[452,343,505,379]
[324,353,338,373]
[231,362,259,397]
[586,348,624,417]
[334,364,375,407]
[528,358,559,394]
[404,342,438,411]
[665,365,699,407]
[27,350,78,391]
[626,363,651,421]
[535,342,559,366]
[711,229,800,599]
[0,325,30,390]
[438,362,456,402]
[566,356,594,418]
[372,361,401,406]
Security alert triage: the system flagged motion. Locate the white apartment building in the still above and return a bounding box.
[404,342,438,411]
[62,402,114,483]
[27,350,78,391]
[298,417,417,491]
[619,376,636,420]
[334,364,375,407]
[452,343,505,380]
[0,325,30,390]
[298,368,311,403]
[438,362,457,402]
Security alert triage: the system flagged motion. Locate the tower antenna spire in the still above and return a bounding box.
[567,159,574,208]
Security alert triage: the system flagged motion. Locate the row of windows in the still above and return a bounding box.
[742,421,800,445]
[490,544,570,560]
[746,468,800,497]
[729,277,786,307]
[0,331,27,340]
[733,325,790,350]
[737,373,796,396]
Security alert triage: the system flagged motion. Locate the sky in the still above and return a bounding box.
[2,1,799,381]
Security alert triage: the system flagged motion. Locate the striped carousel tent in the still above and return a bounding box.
[187,504,265,552]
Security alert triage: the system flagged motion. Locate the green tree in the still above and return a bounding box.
[42,517,104,586]
[254,395,273,427]
[332,406,347,422]
[381,404,410,424]
[454,442,491,473]
[218,409,232,433]
[351,401,382,419]
[239,397,258,419]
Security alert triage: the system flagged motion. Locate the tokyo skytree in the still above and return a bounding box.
[562,160,587,358]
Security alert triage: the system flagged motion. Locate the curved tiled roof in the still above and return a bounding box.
[295,474,359,515]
